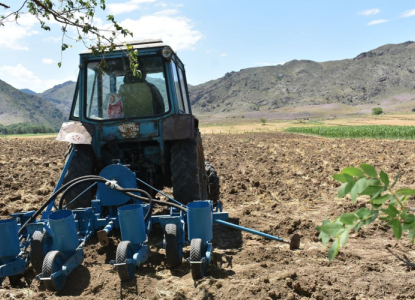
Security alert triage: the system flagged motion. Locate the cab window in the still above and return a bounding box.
[85,56,169,120]
[171,60,185,112]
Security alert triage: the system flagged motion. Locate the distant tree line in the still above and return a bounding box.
[0,123,56,135]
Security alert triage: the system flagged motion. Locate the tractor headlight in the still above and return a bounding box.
[162,47,173,60]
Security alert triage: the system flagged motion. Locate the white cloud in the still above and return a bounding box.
[367,19,388,25]
[206,50,214,53]
[0,64,42,87]
[107,0,156,15]
[43,36,62,43]
[358,9,380,16]
[0,13,39,50]
[153,9,180,16]
[401,9,415,18]
[156,2,168,7]
[220,53,227,57]
[0,64,74,92]
[42,58,55,65]
[118,10,203,50]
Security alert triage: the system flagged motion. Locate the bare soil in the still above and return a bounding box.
[1,133,415,299]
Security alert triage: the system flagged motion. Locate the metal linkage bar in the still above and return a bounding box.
[63,182,97,209]
[46,148,76,211]
[135,178,184,207]
[214,219,285,243]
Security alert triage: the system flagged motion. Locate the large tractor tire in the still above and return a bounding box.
[205,162,220,203]
[61,144,94,208]
[170,130,207,205]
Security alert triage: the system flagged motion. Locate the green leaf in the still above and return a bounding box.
[320,221,345,236]
[333,173,353,183]
[354,220,363,232]
[384,204,399,218]
[340,213,359,225]
[318,231,331,246]
[396,188,415,196]
[409,228,415,243]
[342,167,365,178]
[360,185,383,196]
[360,164,377,178]
[355,207,372,219]
[337,182,354,198]
[340,228,350,246]
[392,219,402,239]
[380,170,389,188]
[364,210,379,225]
[371,194,391,205]
[328,239,340,261]
[401,213,415,224]
[366,179,381,186]
[391,172,401,189]
[350,178,370,203]
[402,221,415,231]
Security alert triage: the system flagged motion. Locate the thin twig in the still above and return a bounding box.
[385,245,415,269]
[0,2,10,9]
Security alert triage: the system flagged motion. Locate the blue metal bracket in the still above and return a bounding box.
[0,258,26,277]
[46,148,76,212]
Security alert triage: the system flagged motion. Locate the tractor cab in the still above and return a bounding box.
[57,39,218,206]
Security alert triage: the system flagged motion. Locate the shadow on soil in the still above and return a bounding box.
[58,265,91,296]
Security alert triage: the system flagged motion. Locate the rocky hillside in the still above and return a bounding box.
[38,81,76,116]
[189,41,415,114]
[0,80,65,130]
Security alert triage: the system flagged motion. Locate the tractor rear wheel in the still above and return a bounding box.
[205,162,220,204]
[170,130,207,205]
[62,144,94,208]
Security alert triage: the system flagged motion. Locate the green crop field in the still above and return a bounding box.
[285,125,415,139]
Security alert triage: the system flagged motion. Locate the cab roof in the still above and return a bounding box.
[81,39,166,54]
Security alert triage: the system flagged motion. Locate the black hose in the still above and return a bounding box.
[18,175,106,235]
[19,175,186,235]
[57,177,155,221]
[115,188,187,212]
[58,177,108,209]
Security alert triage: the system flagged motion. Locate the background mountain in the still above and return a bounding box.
[20,89,37,95]
[2,41,415,126]
[0,80,65,130]
[38,81,76,116]
[189,41,415,116]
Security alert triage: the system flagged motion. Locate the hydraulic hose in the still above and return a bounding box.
[18,175,106,235]
[57,177,155,221]
[114,188,187,212]
[57,177,107,209]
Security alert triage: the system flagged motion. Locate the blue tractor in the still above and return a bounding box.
[61,39,219,208]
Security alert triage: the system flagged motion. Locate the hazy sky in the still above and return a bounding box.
[1,0,415,92]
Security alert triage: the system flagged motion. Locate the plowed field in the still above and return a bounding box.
[1,133,415,299]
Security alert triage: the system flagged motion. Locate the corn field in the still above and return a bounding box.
[285,125,415,139]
